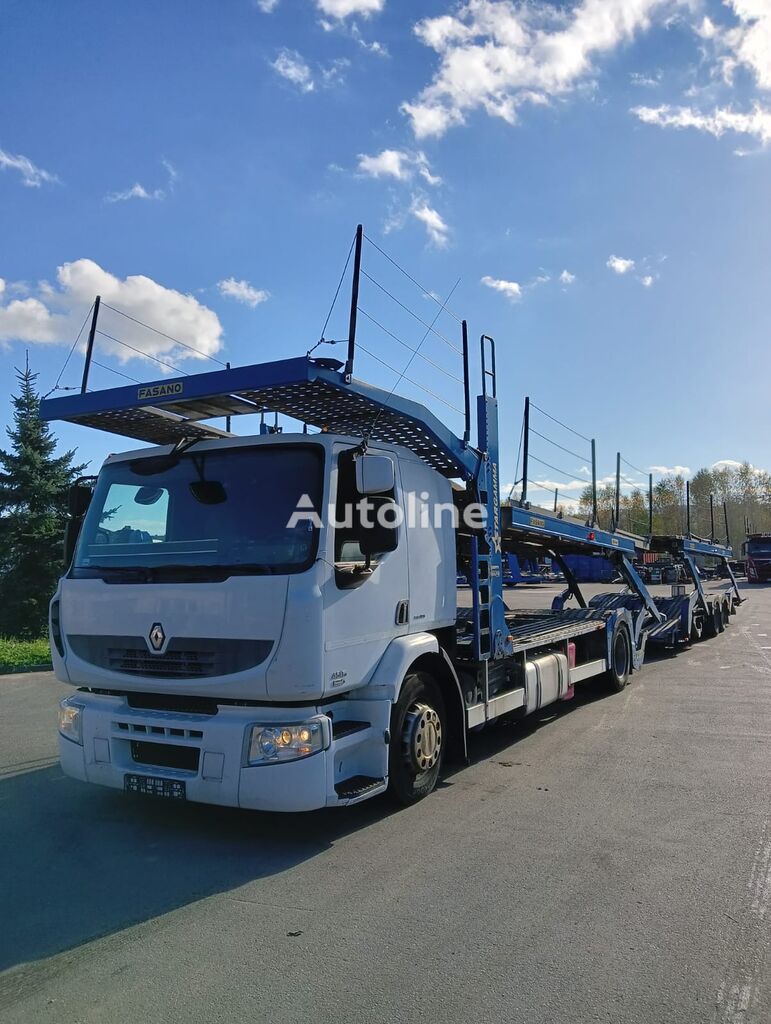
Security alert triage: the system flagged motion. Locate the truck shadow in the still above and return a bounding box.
[0,649,698,976]
[0,763,391,975]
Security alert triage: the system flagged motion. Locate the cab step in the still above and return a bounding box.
[334,775,385,799]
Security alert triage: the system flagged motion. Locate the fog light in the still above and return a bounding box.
[58,698,84,745]
[247,718,329,765]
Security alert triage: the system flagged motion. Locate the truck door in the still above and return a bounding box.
[322,446,409,693]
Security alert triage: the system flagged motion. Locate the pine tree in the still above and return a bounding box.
[0,356,86,638]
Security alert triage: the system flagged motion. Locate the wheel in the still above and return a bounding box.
[721,602,730,628]
[714,604,725,634]
[388,672,446,805]
[606,624,632,692]
[691,612,704,642]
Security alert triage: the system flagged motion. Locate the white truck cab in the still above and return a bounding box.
[52,431,461,810]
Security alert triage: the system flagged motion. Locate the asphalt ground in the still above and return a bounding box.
[1,581,769,1024]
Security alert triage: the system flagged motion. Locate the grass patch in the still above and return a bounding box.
[0,636,52,672]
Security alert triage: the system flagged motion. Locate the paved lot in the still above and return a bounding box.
[1,582,770,1024]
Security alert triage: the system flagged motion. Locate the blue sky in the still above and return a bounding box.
[1,0,770,506]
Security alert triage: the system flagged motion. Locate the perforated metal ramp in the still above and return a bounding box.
[40,356,480,479]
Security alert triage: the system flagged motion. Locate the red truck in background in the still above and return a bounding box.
[744,534,771,583]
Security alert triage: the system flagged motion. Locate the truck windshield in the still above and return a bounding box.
[72,444,322,578]
[748,541,771,555]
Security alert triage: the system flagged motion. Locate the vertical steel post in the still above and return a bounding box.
[723,501,731,549]
[591,438,597,526]
[80,295,101,394]
[344,224,363,379]
[521,396,530,506]
[461,319,471,446]
[554,488,558,513]
[686,480,691,536]
[648,473,654,536]
[710,494,715,541]
[225,361,231,432]
[614,452,621,530]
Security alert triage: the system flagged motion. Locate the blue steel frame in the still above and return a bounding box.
[41,348,671,664]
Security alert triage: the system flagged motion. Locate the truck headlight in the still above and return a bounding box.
[247,717,329,765]
[58,698,84,745]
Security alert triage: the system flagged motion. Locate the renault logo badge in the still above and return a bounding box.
[148,622,165,652]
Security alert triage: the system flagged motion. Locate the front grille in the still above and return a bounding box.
[68,635,273,678]
[131,739,200,772]
[109,646,215,677]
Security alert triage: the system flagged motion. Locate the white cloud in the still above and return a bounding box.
[0,278,4,296]
[711,459,767,475]
[105,161,177,203]
[402,0,686,139]
[650,464,690,476]
[532,478,588,493]
[607,254,636,275]
[560,269,576,285]
[632,103,771,145]
[106,182,165,203]
[255,0,280,11]
[217,278,270,308]
[358,149,411,180]
[640,274,654,287]
[630,70,662,87]
[0,147,59,188]
[0,261,224,368]
[715,1,771,91]
[357,148,442,184]
[411,198,450,246]
[272,49,315,92]
[316,0,384,19]
[481,275,522,301]
[321,57,351,86]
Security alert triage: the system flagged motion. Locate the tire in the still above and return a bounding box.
[721,602,730,628]
[606,624,632,693]
[691,612,704,642]
[388,672,446,806]
[714,604,725,634]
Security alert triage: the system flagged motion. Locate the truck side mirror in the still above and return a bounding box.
[355,454,394,495]
[63,479,95,565]
[68,481,94,518]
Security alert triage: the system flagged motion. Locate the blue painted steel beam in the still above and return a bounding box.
[503,504,648,556]
[40,355,481,481]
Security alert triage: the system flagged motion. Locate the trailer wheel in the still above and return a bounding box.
[721,601,730,628]
[691,612,704,642]
[606,625,631,693]
[388,672,446,806]
[714,604,725,634]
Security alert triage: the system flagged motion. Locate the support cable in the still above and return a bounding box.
[528,427,588,464]
[310,231,356,354]
[529,401,591,443]
[90,359,142,383]
[362,233,462,324]
[528,453,588,482]
[360,269,462,354]
[357,307,464,383]
[95,330,189,376]
[100,302,227,366]
[43,302,95,398]
[357,343,464,415]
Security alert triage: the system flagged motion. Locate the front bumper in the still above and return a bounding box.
[59,691,389,811]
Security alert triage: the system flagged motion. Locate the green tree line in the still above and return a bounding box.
[0,360,85,638]
[575,464,771,546]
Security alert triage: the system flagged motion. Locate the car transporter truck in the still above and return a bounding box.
[41,229,743,811]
